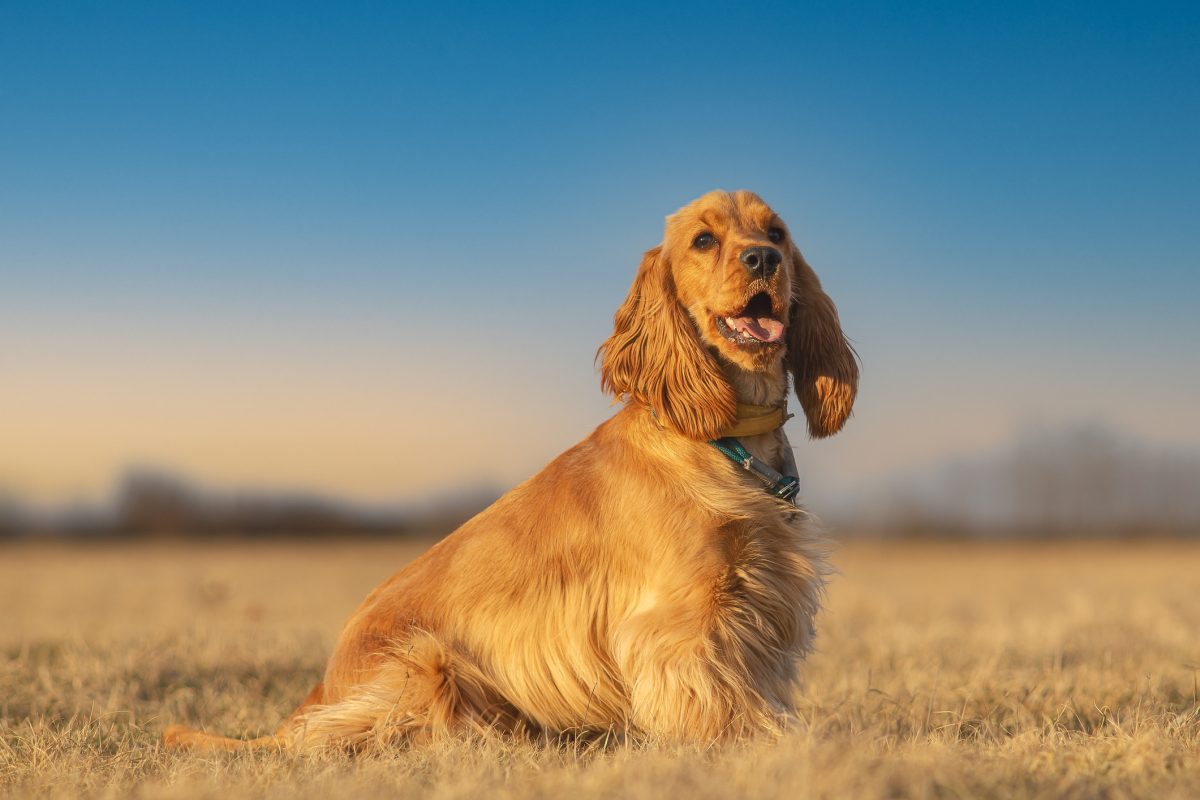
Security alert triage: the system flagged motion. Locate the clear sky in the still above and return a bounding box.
[2,1,1198,511]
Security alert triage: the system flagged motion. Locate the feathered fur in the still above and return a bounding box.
[163,190,858,752]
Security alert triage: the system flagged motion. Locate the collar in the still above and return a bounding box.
[641,401,800,504]
[710,436,801,505]
[715,403,798,505]
[716,403,792,438]
[643,402,791,437]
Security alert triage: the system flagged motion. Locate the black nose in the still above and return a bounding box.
[739,246,781,278]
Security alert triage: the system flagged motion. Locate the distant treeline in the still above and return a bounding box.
[861,425,1200,538]
[0,471,496,540]
[3,425,1198,540]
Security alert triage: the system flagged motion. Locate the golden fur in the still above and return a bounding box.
[164,190,859,752]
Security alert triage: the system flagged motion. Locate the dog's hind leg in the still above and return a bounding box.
[286,630,524,751]
[164,632,521,753]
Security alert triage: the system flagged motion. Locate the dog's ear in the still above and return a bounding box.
[599,245,736,439]
[786,248,859,438]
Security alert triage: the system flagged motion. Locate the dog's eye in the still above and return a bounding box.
[767,227,786,244]
[692,232,717,250]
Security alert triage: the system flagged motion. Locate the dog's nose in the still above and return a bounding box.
[739,246,782,278]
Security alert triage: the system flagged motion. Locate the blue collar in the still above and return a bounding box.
[709,437,800,505]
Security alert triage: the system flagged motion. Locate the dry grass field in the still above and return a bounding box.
[2,537,1198,798]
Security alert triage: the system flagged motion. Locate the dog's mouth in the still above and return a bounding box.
[714,292,785,346]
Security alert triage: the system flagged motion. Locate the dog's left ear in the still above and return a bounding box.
[787,248,859,438]
[598,245,736,439]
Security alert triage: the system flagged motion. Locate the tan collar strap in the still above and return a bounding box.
[643,402,791,437]
[717,403,791,438]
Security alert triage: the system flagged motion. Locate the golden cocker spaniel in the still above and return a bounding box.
[164,189,858,751]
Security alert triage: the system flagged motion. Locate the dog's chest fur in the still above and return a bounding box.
[606,466,826,734]
[709,513,824,697]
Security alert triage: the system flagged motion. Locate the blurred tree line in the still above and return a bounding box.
[2,425,1197,540]
[0,471,495,540]
[875,425,1200,538]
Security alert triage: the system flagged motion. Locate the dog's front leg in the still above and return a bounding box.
[613,604,781,742]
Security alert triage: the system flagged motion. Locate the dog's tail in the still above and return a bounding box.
[163,680,326,752]
[162,724,284,752]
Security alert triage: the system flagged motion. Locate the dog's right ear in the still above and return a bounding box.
[598,246,736,439]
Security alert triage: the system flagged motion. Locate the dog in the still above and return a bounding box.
[164,189,858,751]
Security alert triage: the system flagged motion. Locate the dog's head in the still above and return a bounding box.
[599,190,858,440]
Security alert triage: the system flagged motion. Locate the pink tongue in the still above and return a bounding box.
[729,315,785,343]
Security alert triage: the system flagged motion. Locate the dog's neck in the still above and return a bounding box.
[722,362,788,408]
[719,361,794,475]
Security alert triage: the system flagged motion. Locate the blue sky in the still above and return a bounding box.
[2,1,1198,509]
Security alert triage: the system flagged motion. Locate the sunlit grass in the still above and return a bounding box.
[2,539,1198,798]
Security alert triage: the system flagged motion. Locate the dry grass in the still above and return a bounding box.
[2,537,1198,798]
